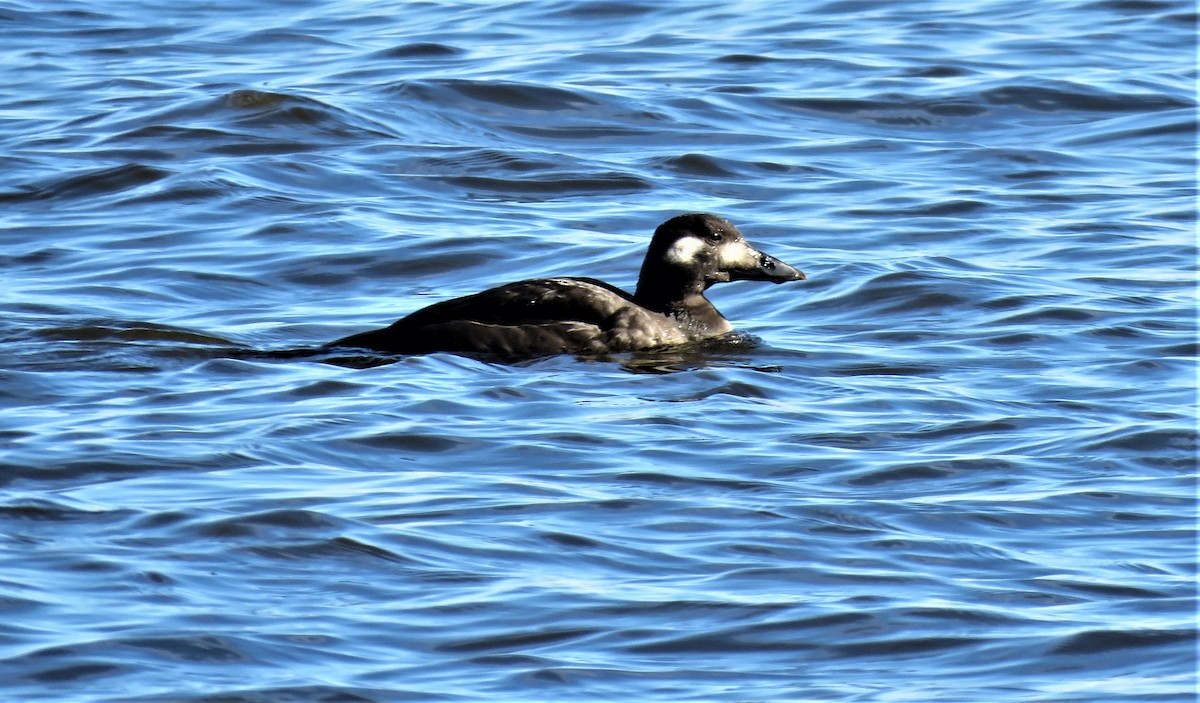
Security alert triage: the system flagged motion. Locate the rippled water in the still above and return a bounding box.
[1,1,1196,701]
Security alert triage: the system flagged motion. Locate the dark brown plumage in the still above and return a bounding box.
[329,213,805,357]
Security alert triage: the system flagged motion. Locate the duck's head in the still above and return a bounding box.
[635,214,805,305]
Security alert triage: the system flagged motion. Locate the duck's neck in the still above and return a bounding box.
[634,279,731,339]
[634,269,696,314]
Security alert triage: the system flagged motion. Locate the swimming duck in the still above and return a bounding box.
[329,213,805,357]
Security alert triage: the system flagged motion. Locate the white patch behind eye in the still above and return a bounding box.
[665,236,706,265]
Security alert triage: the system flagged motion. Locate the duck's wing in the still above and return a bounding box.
[332,277,684,356]
[400,277,635,329]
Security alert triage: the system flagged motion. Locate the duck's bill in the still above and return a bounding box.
[720,241,806,283]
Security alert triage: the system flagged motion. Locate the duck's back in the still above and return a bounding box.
[332,277,688,356]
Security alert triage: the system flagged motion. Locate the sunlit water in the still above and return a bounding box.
[1,1,1196,701]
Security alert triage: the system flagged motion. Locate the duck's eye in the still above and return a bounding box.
[705,230,723,243]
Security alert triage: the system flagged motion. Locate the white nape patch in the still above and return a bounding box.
[665,236,706,265]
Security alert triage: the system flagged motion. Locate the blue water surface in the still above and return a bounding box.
[1,1,1196,701]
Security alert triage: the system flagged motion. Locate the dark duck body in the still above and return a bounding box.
[330,213,805,358]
